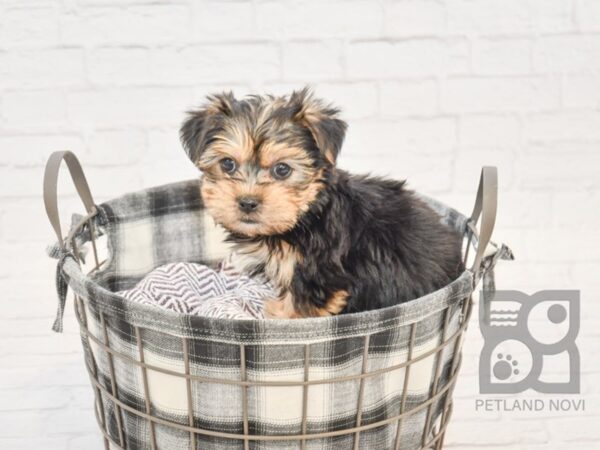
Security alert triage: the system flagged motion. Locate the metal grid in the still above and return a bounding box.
[66,209,472,450]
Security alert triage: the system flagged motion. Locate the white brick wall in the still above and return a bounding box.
[0,1,598,448]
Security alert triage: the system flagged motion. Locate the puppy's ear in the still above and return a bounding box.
[180,92,236,163]
[288,87,347,165]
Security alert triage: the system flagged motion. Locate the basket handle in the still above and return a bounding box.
[469,166,498,276]
[44,151,96,333]
[44,151,96,249]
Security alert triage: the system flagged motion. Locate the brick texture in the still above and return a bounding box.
[0,1,597,448]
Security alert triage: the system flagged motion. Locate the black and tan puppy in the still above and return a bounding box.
[180,88,464,318]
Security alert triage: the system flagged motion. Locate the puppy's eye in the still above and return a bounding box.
[271,162,292,180]
[219,158,237,174]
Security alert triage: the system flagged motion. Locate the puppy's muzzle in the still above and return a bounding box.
[238,196,260,213]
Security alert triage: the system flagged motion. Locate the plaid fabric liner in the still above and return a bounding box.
[51,179,511,450]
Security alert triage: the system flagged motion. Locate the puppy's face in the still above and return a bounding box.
[180,88,347,237]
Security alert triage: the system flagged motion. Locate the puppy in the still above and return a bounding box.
[180,88,464,318]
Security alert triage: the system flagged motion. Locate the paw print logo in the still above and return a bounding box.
[493,353,519,380]
[479,290,580,394]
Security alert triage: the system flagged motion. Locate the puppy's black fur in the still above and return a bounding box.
[267,170,464,314]
[181,88,464,317]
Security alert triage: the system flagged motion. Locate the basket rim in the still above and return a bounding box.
[63,255,474,342]
[54,179,478,344]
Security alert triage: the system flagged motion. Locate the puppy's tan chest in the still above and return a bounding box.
[232,240,299,290]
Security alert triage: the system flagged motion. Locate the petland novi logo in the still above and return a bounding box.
[476,290,584,413]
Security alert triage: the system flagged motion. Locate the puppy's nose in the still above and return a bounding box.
[238,196,260,213]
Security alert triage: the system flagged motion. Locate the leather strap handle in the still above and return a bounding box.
[44,151,96,248]
[469,166,498,275]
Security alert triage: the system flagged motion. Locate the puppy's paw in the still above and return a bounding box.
[316,290,349,316]
[264,294,300,319]
[264,298,286,319]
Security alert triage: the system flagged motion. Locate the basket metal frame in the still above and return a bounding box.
[66,208,474,450]
[44,153,499,449]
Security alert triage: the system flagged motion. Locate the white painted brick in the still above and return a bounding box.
[42,407,99,435]
[338,152,454,194]
[345,118,456,156]
[441,77,560,113]
[0,7,60,48]
[0,317,70,338]
[575,0,600,31]
[492,261,574,292]
[75,0,158,4]
[0,0,599,447]
[0,49,86,89]
[311,82,378,120]
[451,396,501,420]
[0,437,67,450]
[0,411,53,438]
[447,0,532,35]
[347,39,470,78]
[283,41,343,81]
[85,129,145,166]
[383,0,446,38]
[258,82,379,120]
[150,44,280,85]
[554,192,600,228]
[1,243,61,283]
[60,5,190,46]
[87,47,152,86]
[524,442,600,450]
[510,229,600,262]
[141,157,200,187]
[547,417,600,442]
[0,362,90,391]
[2,0,55,4]
[472,38,532,75]
[395,154,456,194]
[438,187,552,234]
[64,386,98,410]
[445,417,549,446]
[572,263,600,291]
[525,111,600,142]
[517,151,600,190]
[67,434,103,450]
[533,35,600,73]
[453,147,515,192]
[529,0,575,33]
[495,192,553,229]
[0,201,59,243]
[190,1,255,42]
[255,1,383,40]
[562,75,600,108]
[2,90,67,130]
[0,167,50,197]
[1,272,58,311]
[459,115,521,148]
[0,387,70,412]
[83,165,144,198]
[447,0,572,35]
[527,140,600,155]
[0,134,84,167]
[147,129,185,160]
[452,372,481,399]
[66,87,194,127]
[380,80,439,117]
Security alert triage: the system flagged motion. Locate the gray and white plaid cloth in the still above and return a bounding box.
[49,179,512,450]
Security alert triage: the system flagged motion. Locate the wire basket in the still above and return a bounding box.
[44,151,511,449]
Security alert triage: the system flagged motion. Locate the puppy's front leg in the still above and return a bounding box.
[264,291,299,319]
[264,289,349,319]
[315,289,349,316]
